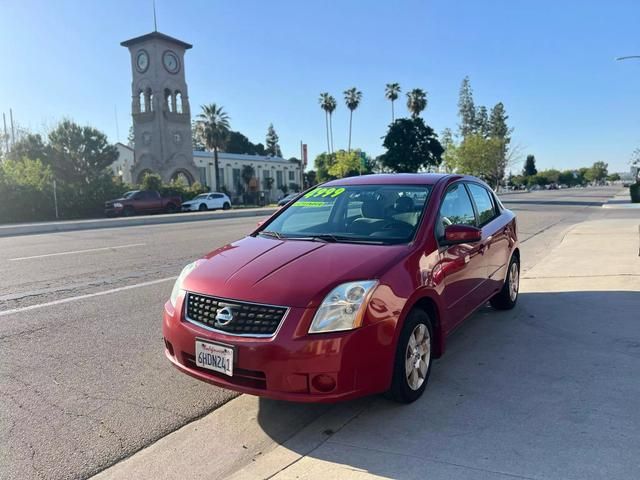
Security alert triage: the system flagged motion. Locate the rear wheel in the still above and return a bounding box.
[490,255,520,310]
[388,309,433,403]
[198,203,208,211]
[222,202,231,210]
[165,203,177,214]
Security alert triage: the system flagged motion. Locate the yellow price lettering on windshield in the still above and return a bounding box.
[303,187,345,198]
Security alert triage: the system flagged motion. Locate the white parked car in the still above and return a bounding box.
[182,193,232,212]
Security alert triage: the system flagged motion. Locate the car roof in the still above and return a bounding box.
[322,173,459,187]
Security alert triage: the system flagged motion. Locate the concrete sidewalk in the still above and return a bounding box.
[0,207,277,237]
[92,218,640,480]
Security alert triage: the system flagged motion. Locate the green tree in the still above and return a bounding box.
[6,133,48,162]
[440,128,457,173]
[314,152,337,182]
[141,172,163,191]
[225,130,255,154]
[446,134,505,188]
[380,117,443,173]
[406,88,427,118]
[191,121,206,151]
[196,103,230,190]
[475,106,489,137]
[458,76,476,138]
[385,83,401,122]
[303,170,317,188]
[328,149,373,178]
[585,161,608,184]
[607,173,621,182]
[343,87,362,152]
[523,154,537,176]
[47,120,118,185]
[319,92,332,153]
[265,123,282,157]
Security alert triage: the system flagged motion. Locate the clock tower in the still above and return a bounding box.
[121,31,198,184]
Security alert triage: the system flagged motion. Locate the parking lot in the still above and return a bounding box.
[1,186,638,480]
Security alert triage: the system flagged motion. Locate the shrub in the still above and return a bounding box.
[630,183,640,203]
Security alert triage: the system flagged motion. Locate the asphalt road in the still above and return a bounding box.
[0,186,631,480]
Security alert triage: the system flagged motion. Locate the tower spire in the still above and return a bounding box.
[153,0,158,32]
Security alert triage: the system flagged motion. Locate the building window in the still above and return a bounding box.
[288,171,295,182]
[232,168,241,194]
[198,167,207,186]
[175,91,183,113]
[276,171,283,189]
[164,88,173,112]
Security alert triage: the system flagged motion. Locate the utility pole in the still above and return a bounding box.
[2,113,8,155]
[53,179,59,219]
[9,108,15,147]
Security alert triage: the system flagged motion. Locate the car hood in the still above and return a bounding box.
[182,236,409,308]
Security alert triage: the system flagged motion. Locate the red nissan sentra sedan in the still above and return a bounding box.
[163,174,519,403]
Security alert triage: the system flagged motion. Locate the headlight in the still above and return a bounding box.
[113,202,123,208]
[170,261,199,307]
[308,280,378,334]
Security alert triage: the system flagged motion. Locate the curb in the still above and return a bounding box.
[0,208,278,238]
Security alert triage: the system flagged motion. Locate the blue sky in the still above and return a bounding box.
[1,0,639,173]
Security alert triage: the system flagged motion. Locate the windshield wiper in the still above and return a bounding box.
[258,230,284,239]
[287,234,386,244]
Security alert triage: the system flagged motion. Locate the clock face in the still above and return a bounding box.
[135,50,149,73]
[163,51,180,73]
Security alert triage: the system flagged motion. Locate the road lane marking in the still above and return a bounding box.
[0,276,176,317]
[8,243,147,261]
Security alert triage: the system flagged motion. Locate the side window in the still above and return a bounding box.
[210,194,223,199]
[467,183,496,225]
[438,183,476,236]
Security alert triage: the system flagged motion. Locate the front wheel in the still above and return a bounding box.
[387,309,433,403]
[198,203,208,211]
[490,255,520,310]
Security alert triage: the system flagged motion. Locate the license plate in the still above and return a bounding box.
[195,339,234,377]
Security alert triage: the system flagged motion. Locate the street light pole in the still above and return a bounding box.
[617,55,640,182]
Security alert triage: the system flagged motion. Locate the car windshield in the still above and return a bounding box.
[261,184,432,244]
[193,194,208,200]
[122,191,137,199]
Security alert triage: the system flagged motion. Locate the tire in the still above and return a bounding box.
[222,202,231,210]
[198,203,208,211]
[165,203,177,214]
[388,309,434,403]
[490,254,520,310]
[123,206,135,217]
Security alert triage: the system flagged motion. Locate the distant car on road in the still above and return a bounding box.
[182,193,231,212]
[277,193,299,207]
[105,190,181,217]
[163,174,520,404]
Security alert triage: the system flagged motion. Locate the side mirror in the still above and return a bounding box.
[443,225,482,245]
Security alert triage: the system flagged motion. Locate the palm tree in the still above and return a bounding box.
[196,103,230,191]
[319,93,332,153]
[385,83,401,122]
[343,87,362,152]
[406,89,427,118]
[326,95,337,153]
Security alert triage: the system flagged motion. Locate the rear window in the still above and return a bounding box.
[467,183,497,225]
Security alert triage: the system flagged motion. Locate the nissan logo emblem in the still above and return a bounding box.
[215,306,234,326]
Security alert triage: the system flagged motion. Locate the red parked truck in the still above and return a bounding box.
[104,190,182,217]
[162,174,519,403]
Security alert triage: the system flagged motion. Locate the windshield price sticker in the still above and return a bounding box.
[303,187,345,198]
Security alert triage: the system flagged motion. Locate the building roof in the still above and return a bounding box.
[115,142,133,151]
[193,151,294,164]
[121,31,192,50]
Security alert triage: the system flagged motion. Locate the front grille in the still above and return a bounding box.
[185,292,287,337]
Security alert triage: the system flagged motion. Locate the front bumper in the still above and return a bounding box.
[104,206,123,216]
[162,295,396,403]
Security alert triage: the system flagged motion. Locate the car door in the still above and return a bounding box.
[207,194,223,209]
[466,183,511,294]
[135,191,153,213]
[435,182,487,332]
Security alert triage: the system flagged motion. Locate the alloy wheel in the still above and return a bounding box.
[405,324,430,391]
